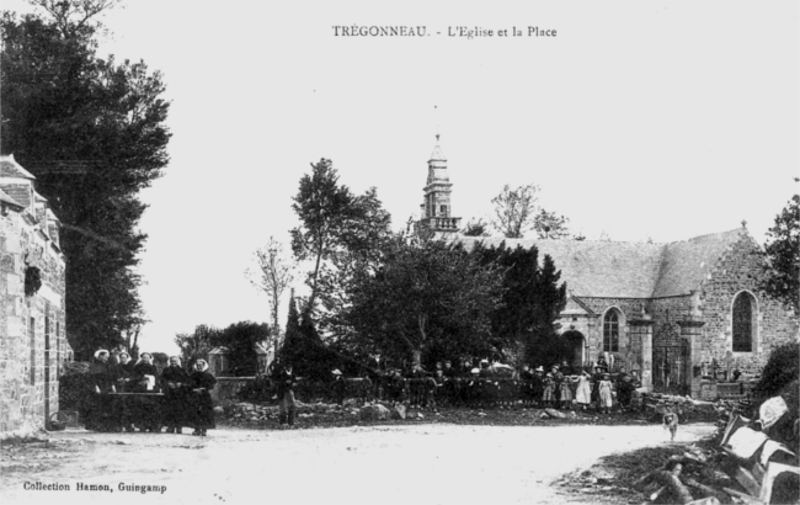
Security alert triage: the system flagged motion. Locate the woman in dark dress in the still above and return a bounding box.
[133,352,159,392]
[113,351,136,391]
[90,349,115,393]
[132,352,161,432]
[188,359,216,436]
[86,349,115,431]
[161,356,190,434]
[112,351,136,431]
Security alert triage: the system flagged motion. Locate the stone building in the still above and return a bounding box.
[0,154,69,434]
[460,229,799,396]
[415,137,799,397]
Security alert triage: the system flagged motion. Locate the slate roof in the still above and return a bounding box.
[0,155,35,179]
[0,184,31,208]
[0,187,24,210]
[458,228,746,299]
[651,228,745,297]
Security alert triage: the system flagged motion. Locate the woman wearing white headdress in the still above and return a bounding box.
[85,349,115,431]
[161,356,190,434]
[188,359,216,436]
[90,349,114,393]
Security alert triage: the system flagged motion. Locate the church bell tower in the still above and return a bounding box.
[418,135,461,238]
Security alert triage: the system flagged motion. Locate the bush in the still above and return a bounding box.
[58,372,94,415]
[236,376,276,403]
[753,342,799,403]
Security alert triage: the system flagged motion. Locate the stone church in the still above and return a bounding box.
[0,154,69,435]
[418,137,799,397]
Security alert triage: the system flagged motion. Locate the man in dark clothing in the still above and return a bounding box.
[519,365,534,405]
[615,367,633,411]
[274,363,297,427]
[161,356,190,433]
[330,369,346,405]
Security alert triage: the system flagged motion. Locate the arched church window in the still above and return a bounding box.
[603,310,620,352]
[732,292,756,352]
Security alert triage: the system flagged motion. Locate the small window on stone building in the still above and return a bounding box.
[733,292,756,352]
[603,310,620,352]
[440,205,448,217]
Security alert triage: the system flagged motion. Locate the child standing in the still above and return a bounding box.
[598,373,614,414]
[575,369,592,411]
[542,371,555,408]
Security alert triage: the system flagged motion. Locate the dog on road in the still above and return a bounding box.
[663,409,679,441]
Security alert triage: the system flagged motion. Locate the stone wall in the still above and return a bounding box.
[559,297,653,369]
[0,198,67,435]
[697,232,798,378]
[211,377,254,405]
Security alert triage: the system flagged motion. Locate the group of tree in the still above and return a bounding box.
[463,183,585,240]
[1,0,170,359]
[174,321,270,376]
[275,160,571,376]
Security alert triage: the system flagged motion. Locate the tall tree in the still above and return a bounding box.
[290,159,391,317]
[471,242,568,365]
[492,184,539,238]
[279,291,334,379]
[759,189,800,312]
[1,5,171,359]
[345,238,504,369]
[246,237,293,356]
[525,254,569,366]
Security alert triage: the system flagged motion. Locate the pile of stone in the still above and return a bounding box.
[642,393,720,423]
[223,401,348,425]
[634,395,799,504]
[222,400,412,426]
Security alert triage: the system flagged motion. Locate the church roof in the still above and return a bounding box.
[458,228,747,299]
[650,228,746,297]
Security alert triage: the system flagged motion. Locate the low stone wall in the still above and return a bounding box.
[211,377,254,405]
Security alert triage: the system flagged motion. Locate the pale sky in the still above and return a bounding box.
[5,1,799,354]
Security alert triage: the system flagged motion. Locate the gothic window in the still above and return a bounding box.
[603,309,620,352]
[733,292,756,352]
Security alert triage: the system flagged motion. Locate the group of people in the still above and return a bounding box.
[518,358,641,413]
[89,349,217,436]
[355,355,642,413]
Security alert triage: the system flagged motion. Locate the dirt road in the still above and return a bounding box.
[1,422,715,505]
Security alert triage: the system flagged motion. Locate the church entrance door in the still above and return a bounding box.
[561,330,585,371]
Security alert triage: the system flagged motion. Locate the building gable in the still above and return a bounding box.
[651,228,746,298]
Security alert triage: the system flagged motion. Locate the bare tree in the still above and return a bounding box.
[27,0,122,36]
[246,237,294,356]
[491,184,540,238]
[492,184,580,240]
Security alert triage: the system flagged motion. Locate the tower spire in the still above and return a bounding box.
[418,132,461,239]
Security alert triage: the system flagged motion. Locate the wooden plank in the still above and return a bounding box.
[722,487,764,505]
[733,466,762,497]
[751,462,765,482]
